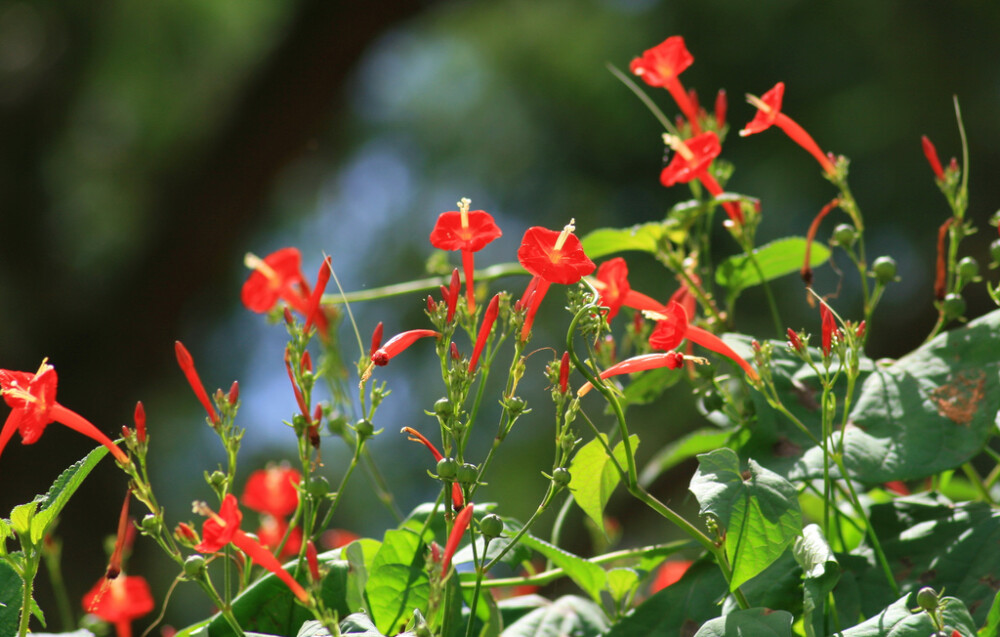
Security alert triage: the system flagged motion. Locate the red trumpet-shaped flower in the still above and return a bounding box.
[256,515,303,559]
[430,199,502,313]
[740,82,837,176]
[592,257,668,321]
[371,330,441,367]
[242,248,309,314]
[578,352,685,397]
[661,133,743,225]
[630,36,702,134]
[0,361,129,465]
[802,198,841,288]
[441,503,474,577]
[469,294,500,372]
[648,301,758,381]
[517,221,596,341]
[83,574,154,637]
[194,494,309,603]
[402,426,464,510]
[241,465,301,517]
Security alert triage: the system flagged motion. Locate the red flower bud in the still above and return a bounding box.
[469,294,500,372]
[370,322,384,358]
[371,330,441,367]
[227,381,240,406]
[174,341,219,425]
[306,541,321,582]
[714,89,727,129]
[301,351,313,374]
[450,342,461,361]
[133,401,146,443]
[786,328,803,352]
[559,351,570,394]
[921,135,945,180]
[820,303,838,357]
[447,269,461,323]
[427,295,436,314]
[802,198,840,288]
[442,503,474,577]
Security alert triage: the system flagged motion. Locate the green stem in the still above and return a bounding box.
[17,557,37,637]
[41,540,74,631]
[328,263,526,305]
[960,462,994,504]
[744,245,784,337]
[319,438,363,532]
[361,446,403,523]
[483,485,556,572]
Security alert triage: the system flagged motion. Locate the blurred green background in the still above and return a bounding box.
[1,0,999,631]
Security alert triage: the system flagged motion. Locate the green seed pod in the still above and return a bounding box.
[456,462,479,485]
[433,397,453,417]
[505,396,526,418]
[552,467,571,487]
[872,256,897,284]
[209,470,226,489]
[355,419,375,438]
[480,514,503,539]
[184,555,206,578]
[832,223,857,247]
[942,293,966,319]
[916,586,939,612]
[958,256,979,280]
[140,514,160,534]
[436,457,458,480]
[307,476,330,499]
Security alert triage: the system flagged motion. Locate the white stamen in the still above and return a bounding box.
[662,135,694,161]
[554,218,576,251]
[457,197,471,229]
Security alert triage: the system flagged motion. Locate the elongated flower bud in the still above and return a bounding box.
[133,401,146,443]
[442,503,474,577]
[402,427,464,510]
[714,89,727,129]
[559,351,571,394]
[371,330,441,366]
[578,352,684,396]
[802,198,840,288]
[922,135,945,180]
[175,341,219,425]
[304,256,332,334]
[469,294,500,372]
[370,322,384,358]
[447,269,461,323]
[306,541,321,582]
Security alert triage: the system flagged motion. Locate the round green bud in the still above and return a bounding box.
[184,555,206,578]
[209,470,226,489]
[958,256,979,280]
[552,467,571,487]
[456,462,479,485]
[872,256,897,284]
[505,396,526,417]
[916,586,939,612]
[702,390,723,413]
[942,293,966,319]
[991,239,1000,264]
[355,419,374,437]
[307,476,330,499]
[141,514,160,534]
[433,397,453,417]
[480,514,503,539]
[832,223,857,247]
[436,457,458,480]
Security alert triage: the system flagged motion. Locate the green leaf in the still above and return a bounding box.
[715,237,831,293]
[568,434,639,536]
[639,428,731,488]
[344,539,381,615]
[339,612,413,637]
[30,631,95,637]
[621,366,683,408]
[208,556,349,637]
[170,619,209,637]
[793,524,840,637]
[606,568,639,604]
[693,608,794,637]
[0,558,22,637]
[365,529,430,636]
[9,503,36,539]
[794,308,1000,483]
[981,589,1000,637]
[579,223,664,259]
[839,593,976,636]
[690,448,802,589]
[31,444,109,544]
[516,534,606,604]
[499,595,608,637]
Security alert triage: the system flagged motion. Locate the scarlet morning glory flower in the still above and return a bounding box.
[577,352,685,397]
[630,36,702,134]
[650,560,693,593]
[516,220,596,341]
[194,494,309,603]
[241,247,309,314]
[257,515,303,559]
[649,301,758,381]
[740,82,837,176]
[430,198,502,313]
[0,361,129,465]
[592,257,668,321]
[661,132,744,225]
[83,574,154,637]
[241,465,301,517]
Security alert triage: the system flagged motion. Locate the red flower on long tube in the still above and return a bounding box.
[649,301,758,380]
[577,352,685,397]
[241,248,309,314]
[194,494,309,603]
[402,427,464,510]
[371,330,441,367]
[592,257,669,321]
[661,133,743,225]
[441,503,474,577]
[0,361,129,465]
[241,465,301,517]
[517,220,596,341]
[83,574,154,637]
[430,199,502,313]
[740,82,837,176]
[802,198,841,288]
[469,294,500,372]
[256,515,303,559]
[630,36,702,134]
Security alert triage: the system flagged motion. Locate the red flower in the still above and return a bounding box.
[256,515,303,559]
[577,352,684,397]
[517,221,596,341]
[630,36,702,134]
[648,301,758,381]
[430,199,502,313]
[371,329,441,367]
[402,427,464,510]
[241,465,301,517]
[558,351,571,394]
[241,248,308,314]
[820,303,838,357]
[592,257,669,321]
[921,135,945,181]
[661,133,743,225]
[321,528,361,550]
[194,494,309,603]
[83,574,154,637]
[802,198,840,287]
[714,89,727,129]
[0,361,129,465]
[650,560,692,593]
[441,503,474,577]
[740,82,837,176]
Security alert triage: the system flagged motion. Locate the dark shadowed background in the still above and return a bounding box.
[1,0,998,630]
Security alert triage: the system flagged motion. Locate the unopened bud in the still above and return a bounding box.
[227,381,240,405]
[450,342,460,361]
[134,401,146,443]
[184,555,206,578]
[306,541,321,582]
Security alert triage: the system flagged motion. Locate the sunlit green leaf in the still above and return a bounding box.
[365,529,429,635]
[31,444,110,543]
[516,534,605,604]
[838,593,975,636]
[715,237,830,293]
[793,524,840,637]
[499,595,608,637]
[568,434,639,537]
[579,223,665,259]
[693,608,794,637]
